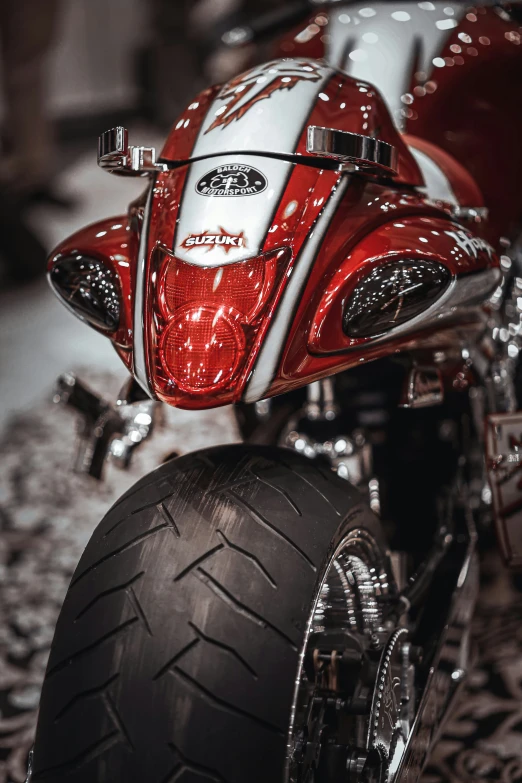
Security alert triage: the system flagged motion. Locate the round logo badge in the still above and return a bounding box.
[196,164,267,197]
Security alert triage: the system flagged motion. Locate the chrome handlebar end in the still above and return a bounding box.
[307,126,398,175]
[98,126,167,176]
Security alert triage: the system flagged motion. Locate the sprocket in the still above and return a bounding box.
[367,627,410,779]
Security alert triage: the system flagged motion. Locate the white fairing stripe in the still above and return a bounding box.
[133,183,154,396]
[408,146,459,206]
[172,60,335,267]
[243,175,351,403]
[174,155,294,266]
[327,2,466,127]
[190,59,333,158]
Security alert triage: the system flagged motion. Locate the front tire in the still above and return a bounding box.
[32,445,388,783]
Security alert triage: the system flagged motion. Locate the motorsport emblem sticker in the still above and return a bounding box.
[196,164,267,198]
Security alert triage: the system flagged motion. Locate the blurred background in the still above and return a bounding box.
[0,0,283,429]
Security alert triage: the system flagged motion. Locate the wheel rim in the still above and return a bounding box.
[286,525,394,782]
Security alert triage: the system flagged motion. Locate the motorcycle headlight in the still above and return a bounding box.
[49,254,121,332]
[343,258,451,339]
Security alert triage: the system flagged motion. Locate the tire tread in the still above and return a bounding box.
[33,444,378,783]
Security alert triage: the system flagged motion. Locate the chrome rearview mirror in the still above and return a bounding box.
[307,126,398,175]
[98,126,167,176]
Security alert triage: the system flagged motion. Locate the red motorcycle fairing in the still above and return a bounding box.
[403,134,485,212]
[132,57,430,409]
[138,161,344,408]
[404,4,522,240]
[47,57,499,411]
[159,57,423,186]
[244,181,500,403]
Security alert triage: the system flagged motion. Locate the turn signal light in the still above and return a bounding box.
[49,254,121,332]
[148,246,291,404]
[343,258,451,338]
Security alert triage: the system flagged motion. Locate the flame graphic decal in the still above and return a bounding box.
[205,61,323,133]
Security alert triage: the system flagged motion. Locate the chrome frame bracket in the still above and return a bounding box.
[54,373,161,480]
[25,748,33,783]
[486,412,522,568]
[307,126,398,175]
[98,126,167,176]
[399,366,444,409]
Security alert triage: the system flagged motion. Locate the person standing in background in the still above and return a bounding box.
[149,0,208,129]
[0,0,65,284]
[0,0,64,205]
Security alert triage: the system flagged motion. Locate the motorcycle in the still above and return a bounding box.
[28,2,522,782]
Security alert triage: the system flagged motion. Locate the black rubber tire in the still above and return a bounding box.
[32,444,384,783]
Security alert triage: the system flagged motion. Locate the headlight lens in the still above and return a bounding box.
[343,258,451,339]
[49,255,120,331]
